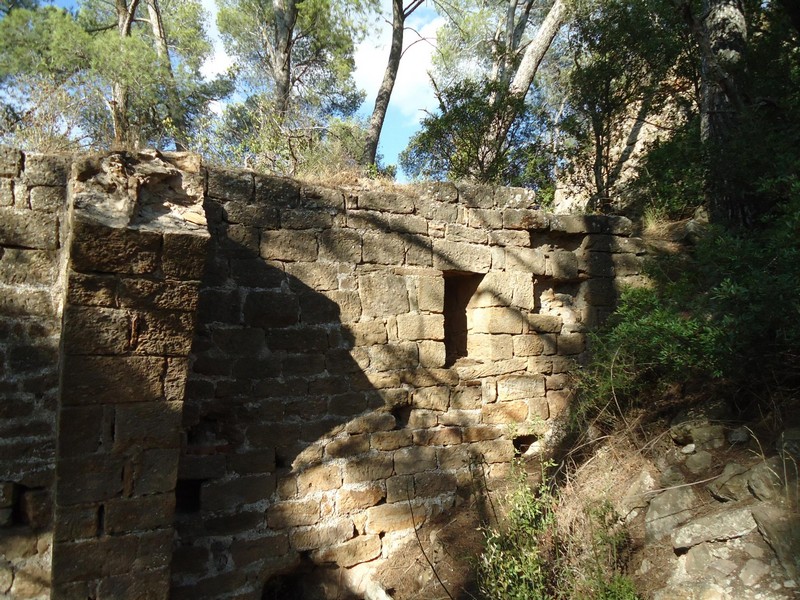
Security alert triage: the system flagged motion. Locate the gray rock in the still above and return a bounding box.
[672,507,756,550]
[739,558,770,586]
[708,463,751,502]
[646,486,699,541]
[747,457,784,501]
[753,505,800,582]
[686,451,713,475]
[727,427,750,444]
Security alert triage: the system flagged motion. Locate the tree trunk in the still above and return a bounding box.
[271,0,297,118]
[478,0,565,174]
[700,0,748,225]
[146,0,185,150]
[364,0,419,166]
[110,0,139,146]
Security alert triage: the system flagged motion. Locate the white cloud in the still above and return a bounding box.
[353,3,443,125]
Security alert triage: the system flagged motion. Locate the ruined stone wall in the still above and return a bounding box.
[0,149,71,599]
[0,150,644,599]
[171,170,644,599]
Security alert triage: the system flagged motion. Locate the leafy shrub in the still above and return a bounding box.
[477,463,639,600]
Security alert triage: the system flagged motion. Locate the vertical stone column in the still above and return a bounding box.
[51,152,208,599]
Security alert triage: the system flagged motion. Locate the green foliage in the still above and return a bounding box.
[477,463,639,600]
[400,79,557,192]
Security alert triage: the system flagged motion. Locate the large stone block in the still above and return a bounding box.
[243,290,299,328]
[70,219,160,274]
[61,355,164,406]
[24,154,69,186]
[416,276,444,313]
[470,272,534,310]
[51,536,138,583]
[497,375,546,401]
[255,174,301,207]
[63,306,129,355]
[469,307,524,334]
[432,240,491,272]
[260,230,318,262]
[359,273,409,317]
[0,208,58,250]
[130,310,195,356]
[357,191,415,214]
[504,247,546,273]
[362,232,406,265]
[466,334,513,361]
[30,185,66,212]
[319,229,362,263]
[0,147,22,177]
[502,208,548,229]
[548,251,579,281]
[267,499,321,528]
[162,231,209,280]
[483,400,529,424]
[201,475,276,512]
[342,453,394,484]
[113,401,183,452]
[290,519,354,551]
[394,446,437,475]
[396,313,444,341]
[206,168,254,201]
[105,494,175,534]
[56,455,126,506]
[311,534,382,568]
[367,343,419,370]
[285,262,339,292]
[364,502,426,534]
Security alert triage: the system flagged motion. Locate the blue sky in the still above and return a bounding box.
[48,0,443,179]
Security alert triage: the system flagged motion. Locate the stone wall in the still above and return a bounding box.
[0,149,644,599]
[171,171,643,598]
[0,148,71,599]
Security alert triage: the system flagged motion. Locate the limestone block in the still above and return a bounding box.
[467,208,503,229]
[30,185,66,211]
[436,446,470,471]
[462,425,503,442]
[469,307,524,334]
[445,224,487,244]
[0,208,58,250]
[612,253,642,276]
[56,455,126,505]
[230,534,290,567]
[53,505,98,541]
[470,439,515,463]
[24,154,69,186]
[328,392,369,416]
[416,277,444,313]
[671,507,756,550]
[0,178,13,206]
[529,396,550,420]
[63,306,129,355]
[497,375,546,402]
[645,487,699,541]
[471,272,535,310]
[416,340,445,368]
[513,334,545,357]
[357,191,415,214]
[159,231,208,281]
[362,232,406,265]
[404,181,458,204]
[117,278,199,312]
[432,240,491,272]
[370,430,413,451]
[456,182,494,208]
[413,387,450,411]
[349,321,388,346]
[71,220,160,274]
[483,401,529,424]
[495,187,538,209]
[113,401,183,452]
[359,273,409,317]
[219,223,260,257]
[364,502,427,534]
[301,184,345,210]
[282,208,335,229]
[260,230,318,262]
[0,287,54,316]
[105,494,175,534]
[243,290,299,329]
[581,234,645,254]
[345,412,396,435]
[505,247,546,273]
[398,236,429,268]
[385,475,414,503]
[0,147,22,177]
[326,435,370,459]
[206,168,254,201]
[579,278,618,306]
[396,314,444,341]
[547,251,579,281]
[56,406,105,457]
[466,334,513,361]
[438,409,481,427]
[550,214,633,235]
[451,386,482,410]
[297,463,343,493]
[412,427,462,446]
[502,209,548,230]
[254,174,301,207]
[414,471,457,498]
[130,310,195,356]
[524,314,562,334]
[558,333,585,355]
[342,453,394,484]
[290,519,355,551]
[61,356,164,406]
[135,448,180,495]
[367,343,418,371]
[311,534,382,568]
[336,484,385,514]
[394,446,437,475]
[51,536,139,583]
[319,229,362,263]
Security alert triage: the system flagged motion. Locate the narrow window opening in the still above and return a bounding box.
[175,479,204,514]
[443,271,485,367]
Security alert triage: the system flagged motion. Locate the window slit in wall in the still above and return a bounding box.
[443,271,484,367]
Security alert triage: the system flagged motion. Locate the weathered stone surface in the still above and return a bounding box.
[0,146,22,177]
[396,313,444,340]
[0,208,58,249]
[311,534,382,567]
[365,502,426,534]
[645,487,699,541]
[672,507,756,549]
[61,355,164,406]
[432,240,492,272]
